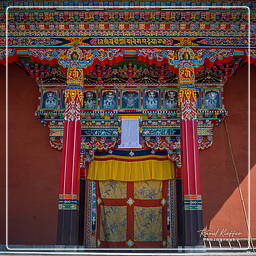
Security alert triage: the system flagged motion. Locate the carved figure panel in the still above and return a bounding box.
[101,89,118,110]
[84,90,97,109]
[164,90,178,109]
[42,91,58,109]
[204,90,220,109]
[144,89,160,109]
[122,90,140,109]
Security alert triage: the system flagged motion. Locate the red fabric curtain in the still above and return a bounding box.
[96,180,168,248]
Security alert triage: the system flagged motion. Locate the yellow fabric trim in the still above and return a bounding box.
[87,156,174,181]
[119,115,141,119]
[121,116,140,119]
[93,155,169,161]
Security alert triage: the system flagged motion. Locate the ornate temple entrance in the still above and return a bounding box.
[6,47,252,249]
[13,51,251,248]
[1,2,255,251]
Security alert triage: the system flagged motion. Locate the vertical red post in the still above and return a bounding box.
[179,69,203,247]
[57,88,83,245]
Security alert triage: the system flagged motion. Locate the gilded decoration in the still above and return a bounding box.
[5,5,250,168]
[67,68,84,85]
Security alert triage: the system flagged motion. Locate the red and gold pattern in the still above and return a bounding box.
[65,88,83,104]
[64,89,83,121]
[179,88,197,120]
[96,180,168,248]
[180,99,197,120]
[178,88,197,105]
[67,68,84,85]
[59,89,83,196]
[178,67,195,84]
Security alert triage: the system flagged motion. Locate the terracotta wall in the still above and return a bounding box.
[0,64,61,245]
[0,63,255,245]
[200,64,256,239]
[0,66,6,244]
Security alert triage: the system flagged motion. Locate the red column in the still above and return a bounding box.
[180,88,201,196]
[179,86,203,246]
[57,88,83,245]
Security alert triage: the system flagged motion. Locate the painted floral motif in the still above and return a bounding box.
[99,181,127,199]
[134,181,162,200]
[134,207,162,241]
[97,181,167,246]
[100,206,127,242]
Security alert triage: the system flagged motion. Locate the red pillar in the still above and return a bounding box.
[57,88,83,245]
[179,85,203,246]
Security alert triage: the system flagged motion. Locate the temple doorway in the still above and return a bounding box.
[82,150,178,248]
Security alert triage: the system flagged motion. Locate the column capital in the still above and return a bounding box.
[179,88,197,120]
[178,88,197,105]
[64,88,83,121]
[65,88,84,104]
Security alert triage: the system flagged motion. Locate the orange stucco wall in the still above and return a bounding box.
[0,64,61,245]
[200,65,256,240]
[0,63,255,245]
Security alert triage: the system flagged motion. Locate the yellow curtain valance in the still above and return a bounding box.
[87,155,174,181]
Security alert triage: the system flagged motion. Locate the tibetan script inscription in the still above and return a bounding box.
[88,38,173,46]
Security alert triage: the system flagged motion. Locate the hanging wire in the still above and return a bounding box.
[224,119,255,252]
